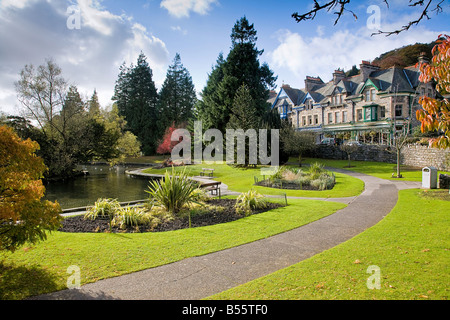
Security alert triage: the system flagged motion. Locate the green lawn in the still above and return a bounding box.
[301,158,450,182]
[0,198,346,300]
[208,189,449,300]
[143,163,364,198]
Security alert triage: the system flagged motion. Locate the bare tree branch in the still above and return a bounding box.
[292,0,446,36]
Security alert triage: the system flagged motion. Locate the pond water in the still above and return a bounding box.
[44,164,153,210]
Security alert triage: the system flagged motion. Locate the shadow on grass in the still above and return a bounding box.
[0,261,60,300]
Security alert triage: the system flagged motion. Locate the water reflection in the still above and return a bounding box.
[44,164,152,210]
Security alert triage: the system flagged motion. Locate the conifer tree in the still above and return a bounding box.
[112,53,160,155]
[159,53,197,129]
[197,17,276,133]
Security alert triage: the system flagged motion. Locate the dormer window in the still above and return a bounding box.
[365,88,376,101]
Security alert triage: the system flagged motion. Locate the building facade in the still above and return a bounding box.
[269,56,436,144]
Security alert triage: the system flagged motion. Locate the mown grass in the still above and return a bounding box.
[143,163,364,198]
[208,189,449,300]
[0,198,346,300]
[300,158,450,182]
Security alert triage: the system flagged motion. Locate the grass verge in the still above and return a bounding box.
[143,163,364,198]
[0,198,346,300]
[301,158,450,182]
[207,189,449,300]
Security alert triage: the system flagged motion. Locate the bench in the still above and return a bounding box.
[200,180,221,196]
[200,168,215,177]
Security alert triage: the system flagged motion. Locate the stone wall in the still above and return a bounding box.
[313,144,450,171]
[401,145,450,171]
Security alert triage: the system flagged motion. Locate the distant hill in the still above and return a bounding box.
[372,41,436,69]
[345,41,436,77]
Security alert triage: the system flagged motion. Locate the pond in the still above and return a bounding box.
[44,164,153,210]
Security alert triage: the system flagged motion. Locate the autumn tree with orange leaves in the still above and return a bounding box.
[0,125,62,252]
[416,34,450,149]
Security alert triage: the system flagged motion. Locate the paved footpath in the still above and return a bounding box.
[32,168,420,300]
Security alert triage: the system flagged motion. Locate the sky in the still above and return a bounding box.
[0,0,449,116]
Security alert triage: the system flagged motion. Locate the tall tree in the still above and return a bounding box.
[88,90,101,117]
[159,53,197,129]
[227,84,261,166]
[15,58,67,139]
[195,53,226,130]
[112,53,160,155]
[197,17,277,133]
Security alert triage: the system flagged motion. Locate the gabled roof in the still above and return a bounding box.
[270,62,425,109]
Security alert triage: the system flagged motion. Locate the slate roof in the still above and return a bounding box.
[270,63,423,108]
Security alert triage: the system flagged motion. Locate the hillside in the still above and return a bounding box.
[345,41,436,77]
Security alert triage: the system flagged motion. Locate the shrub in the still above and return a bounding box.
[235,189,268,216]
[310,173,336,191]
[112,206,154,230]
[84,198,121,220]
[190,188,210,203]
[146,167,201,215]
[308,162,326,179]
[84,198,121,232]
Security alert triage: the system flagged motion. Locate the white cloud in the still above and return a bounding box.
[0,0,169,115]
[160,0,218,18]
[268,25,448,88]
[171,25,188,35]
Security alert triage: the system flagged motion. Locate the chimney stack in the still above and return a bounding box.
[304,76,324,91]
[332,69,345,84]
[359,60,380,82]
[417,52,429,66]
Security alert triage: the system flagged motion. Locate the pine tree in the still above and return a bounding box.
[227,84,260,166]
[88,90,101,117]
[159,53,197,129]
[197,17,277,133]
[196,53,226,130]
[112,53,160,155]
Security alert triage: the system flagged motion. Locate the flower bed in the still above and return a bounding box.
[59,199,282,233]
[255,163,336,191]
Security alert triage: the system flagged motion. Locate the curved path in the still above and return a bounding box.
[32,168,420,300]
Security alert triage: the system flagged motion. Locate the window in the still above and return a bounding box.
[395,105,403,118]
[365,90,371,101]
[342,111,348,123]
[335,112,340,123]
[365,107,371,121]
[357,109,363,121]
[371,89,376,101]
[328,113,333,124]
[314,115,319,125]
[339,95,343,105]
[308,115,312,125]
[364,106,378,121]
[380,106,385,119]
[302,116,306,126]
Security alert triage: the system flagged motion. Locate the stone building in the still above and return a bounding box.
[270,55,437,144]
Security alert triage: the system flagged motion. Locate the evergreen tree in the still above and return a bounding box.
[88,90,101,117]
[227,84,260,166]
[112,53,160,155]
[228,83,259,131]
[197,17,277,133]
[159,53,197,129]
[195,53,226,130]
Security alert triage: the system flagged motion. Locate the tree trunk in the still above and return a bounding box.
[396,149,402,178]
